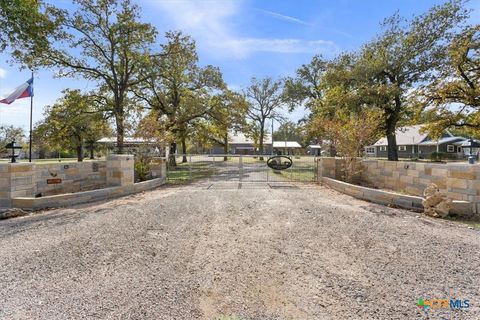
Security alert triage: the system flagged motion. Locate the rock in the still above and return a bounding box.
[435,199,452,217]
[423,184,438,198]
[422,183,452,218]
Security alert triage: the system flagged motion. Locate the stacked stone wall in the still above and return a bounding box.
[0,156,167,209]
[318,158,479,214]
[35,161,107,196]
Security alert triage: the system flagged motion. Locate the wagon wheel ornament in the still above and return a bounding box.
[267,156,293,170]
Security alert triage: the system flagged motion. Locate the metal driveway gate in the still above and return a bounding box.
[166,154,317,183]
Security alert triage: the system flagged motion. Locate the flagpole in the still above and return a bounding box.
[29,71,33,162]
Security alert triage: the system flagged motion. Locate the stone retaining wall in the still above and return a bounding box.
[322,177,424,211]
[317,157,362,183]
[361,159,479,205]
[35,161,107,196]
[0,155,167,209]
[12,177,165,210]
[318,157,479,214]
[321,177,470,214]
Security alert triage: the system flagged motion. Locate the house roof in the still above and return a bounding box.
[418,136,466,146]
[97,137,157,144]
[229,132,272,145]
[460,139,480,147]
[373,125,428,146]
[273,141,302,148]
[308,144,322,149]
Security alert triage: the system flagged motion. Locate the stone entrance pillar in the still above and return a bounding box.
[149,157,167,180]
[106,155,134,187]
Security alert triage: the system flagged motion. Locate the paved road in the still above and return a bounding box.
[0,182,479,319]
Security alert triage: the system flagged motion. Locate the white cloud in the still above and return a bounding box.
[153,0,337,59]
[221,38,337,56]
[154,0,239,52]
[258,9,311,26]
[0,68,6,79]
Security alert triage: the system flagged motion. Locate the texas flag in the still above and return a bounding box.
[0,77,34,104]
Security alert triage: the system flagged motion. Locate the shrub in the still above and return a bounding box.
[134,161,150,182]
[59,150,75,158]
[430,152,449,162]
[309,110,381,183]
[134,152,153,182]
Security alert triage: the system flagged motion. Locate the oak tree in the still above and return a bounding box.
[38,0,157,153]
[355,0,468,160]
[134,31,225,165]
[419,25,480,137]
[244,77,284,158]
[35,89,111,161]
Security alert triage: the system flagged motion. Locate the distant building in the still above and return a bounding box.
[210,134,305,155]
[273,141,302,155]
[364,125,467,159]
[307,144,322,156]
[307,140,333,156]
[97,137,164,155]
[210,132,272,155]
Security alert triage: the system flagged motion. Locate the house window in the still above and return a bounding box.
[398,145,407,151]
[366,147,375,154]
[380,146,387,151]
[457,146,462,153]
[447,145,455,152]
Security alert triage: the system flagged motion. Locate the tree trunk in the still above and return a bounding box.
[90,145,94,159]
[386,95,402,161]
[181,136,187,163]
[116,116,125,154]
[259,123,265,161]
[223,134,228,161]
[386,115,398,161]
[76,143,84,162]
[329,143,337,157]
[169,141,177,167]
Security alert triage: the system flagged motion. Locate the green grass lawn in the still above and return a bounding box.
[277,169,317,182]
[167,169,215,183]
[167,161,215,184]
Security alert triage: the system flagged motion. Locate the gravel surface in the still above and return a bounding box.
[0,182,479,319]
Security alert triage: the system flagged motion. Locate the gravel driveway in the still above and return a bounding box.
[0,182,479,319]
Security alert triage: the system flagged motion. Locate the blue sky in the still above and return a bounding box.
[0,0,479,131]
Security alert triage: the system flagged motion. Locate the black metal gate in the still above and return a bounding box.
[166,154,317,183]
